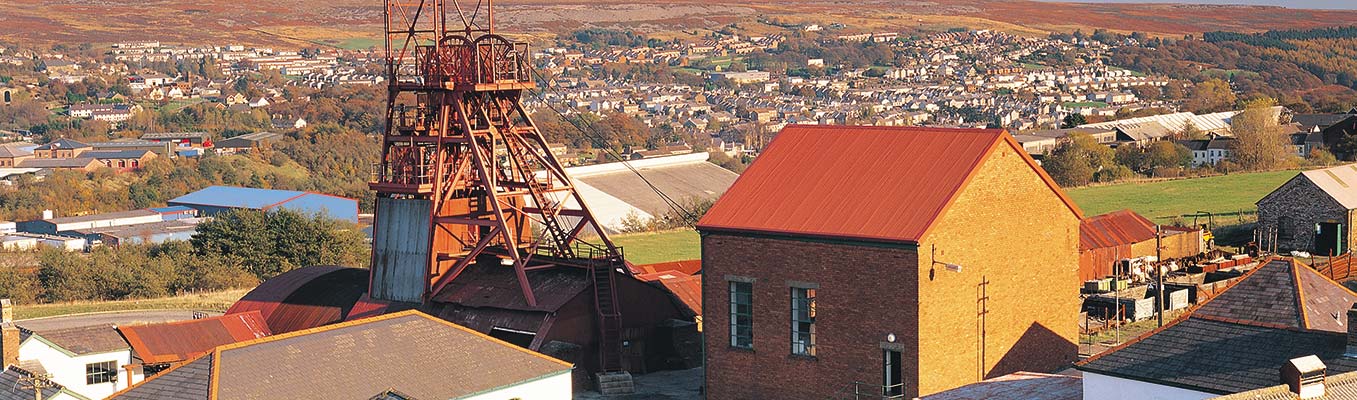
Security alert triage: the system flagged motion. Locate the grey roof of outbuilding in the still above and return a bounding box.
[111,311,572,400]
[34,138,90,150]
[0,366,65,400]
[111,354,212,400]
[26,324,130,355]
[1292,113,1355,131]
[1077,259,1357,395]
[82,150,152,159]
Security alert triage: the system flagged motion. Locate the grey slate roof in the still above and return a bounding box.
[28,324,130,355]
[1215,369,1357,399]
[111,354,211,400]
[1078,259,1357,395]
[0,366,63,400]
[111,311,573,400]
[34,138,89,150]
[82,150,152,160]
[1292,114,1355,131]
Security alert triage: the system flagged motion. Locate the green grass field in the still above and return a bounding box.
[1067,169,1299,223]
[14,289,249,320]
[613,229,701,265]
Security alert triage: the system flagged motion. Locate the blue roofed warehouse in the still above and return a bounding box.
[168,186,359,222]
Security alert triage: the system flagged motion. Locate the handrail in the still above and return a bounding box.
[828,381,906,400]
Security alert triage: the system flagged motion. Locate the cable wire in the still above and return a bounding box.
[526,67,700,223]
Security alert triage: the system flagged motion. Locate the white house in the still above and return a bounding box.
[15,325,145,399]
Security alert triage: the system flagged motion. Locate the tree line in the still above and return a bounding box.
[0,209,367,304]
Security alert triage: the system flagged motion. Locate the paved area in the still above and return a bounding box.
[576,367,703,400]
[16,310,222,331]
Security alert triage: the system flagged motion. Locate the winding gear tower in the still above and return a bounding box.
[370,0,628,372]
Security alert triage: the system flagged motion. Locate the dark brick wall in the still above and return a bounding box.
[701,233,921,399]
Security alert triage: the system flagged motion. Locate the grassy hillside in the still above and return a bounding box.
[14,288,249,320]
[1066,170,1299,224]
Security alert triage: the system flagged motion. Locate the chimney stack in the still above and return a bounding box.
[1348,305,1357,356]
[1,299,17,369]
[1282,355,1327,400]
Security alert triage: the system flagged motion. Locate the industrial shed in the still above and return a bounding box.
[168,185,359,222]
[699,125,1084,399]
[560,153,737,232]
[1079,210,1203,281]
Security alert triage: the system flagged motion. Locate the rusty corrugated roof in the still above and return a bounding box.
[225,266,370,334]
[649,274,701,315]
[1079,209,1157,251]
[633,260,702,276]
[117,311,271,365]
[697,125,1079,243]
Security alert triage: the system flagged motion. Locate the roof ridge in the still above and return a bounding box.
[1077,258,1276,367]
[1294,259,1312,330]
[212,309,421,353]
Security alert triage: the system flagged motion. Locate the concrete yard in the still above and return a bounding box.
[576,367,703,400]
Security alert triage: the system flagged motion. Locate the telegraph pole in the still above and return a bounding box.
[18,373,55,400]
[1157,224,1164,328]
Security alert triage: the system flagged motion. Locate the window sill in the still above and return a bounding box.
[789,353,818,361]
[729,346,755,353]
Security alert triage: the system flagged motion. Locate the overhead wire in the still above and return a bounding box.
[525,66,700,223]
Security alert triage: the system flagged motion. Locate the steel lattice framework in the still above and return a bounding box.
[372,0,627,371]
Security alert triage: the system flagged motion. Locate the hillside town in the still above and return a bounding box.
[9,0,1357,399]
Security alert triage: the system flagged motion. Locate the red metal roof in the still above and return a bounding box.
[117,311,271,365]
[1080,209,1158,251]
[225,266,370,334]
[697,125,1080,243]
[648,274,701,315]
[633,260,702,277]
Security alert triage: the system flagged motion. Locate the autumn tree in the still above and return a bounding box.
[1042,132,1114,187]
[1228,98,1294,171]
[1184,78,1238,113]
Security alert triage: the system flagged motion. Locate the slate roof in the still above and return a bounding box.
[920,372,1082,400]
[1077,259,1357,394]
[1292,113,1355,132]
[697,125,1080,243]
[34,138,89,150]
[1214,369,1357,399]
[16,158,100,169]
[110,354,212,400]
[82,150,153,160]
[0,366,65,400]
[0,143,31,158]
[27,324,130,355]
[110,311,573,400]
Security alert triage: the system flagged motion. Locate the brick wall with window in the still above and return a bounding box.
[702,233,922,400]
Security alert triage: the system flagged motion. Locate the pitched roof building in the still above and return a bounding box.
[1257,165,1357,255]
[698,125,1084,398]
[1076,258,1357,397]
[111,311,574,400]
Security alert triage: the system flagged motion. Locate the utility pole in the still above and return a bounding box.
[18,373,55,400]
[1157,224,1164,328]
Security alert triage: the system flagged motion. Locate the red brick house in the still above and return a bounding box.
[697,125,1084,399]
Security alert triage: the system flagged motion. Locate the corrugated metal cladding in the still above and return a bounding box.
[697,125,1007,243]
[1080,209,1157,250]
[371,197,432,303]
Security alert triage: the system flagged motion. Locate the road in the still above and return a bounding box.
[16,310,224,331]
